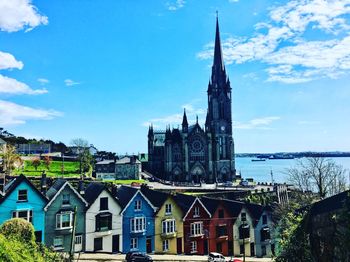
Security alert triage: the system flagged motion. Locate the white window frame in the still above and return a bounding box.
[12,209,33,223]
[190,241,197,253]
[162,239,169,252]
[56,211,73,229]
[130,238,138,250]
[190,222,203,236]
[193,206,200,217]
[162,219,176,234]
[75,235,82,245]
[130,217,146,233]
[134,200,142,211]
[165,203,172,214]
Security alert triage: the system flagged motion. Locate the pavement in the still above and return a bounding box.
[74,253,273,262]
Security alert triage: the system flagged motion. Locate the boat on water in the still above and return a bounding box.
[251,158,266,162]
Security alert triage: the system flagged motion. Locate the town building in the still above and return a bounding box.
[117,186,156,253]
[44,179,88,252]
[115,156,141,180]
[16,143,51,154]
[147,17,235,184]
[95,159,116,180]
[141,186,185,254]
[0,174,47,242]
[84,182,122,253]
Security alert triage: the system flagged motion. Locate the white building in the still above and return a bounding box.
[84,182,122,253]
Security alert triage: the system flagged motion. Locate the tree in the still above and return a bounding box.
[43,156,52,171]
[71,138,92,176]
[31,158,41,171]
[286,157,348,199]
[1,144,22,175]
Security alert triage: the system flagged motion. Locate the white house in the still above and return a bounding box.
[84,182,122,253]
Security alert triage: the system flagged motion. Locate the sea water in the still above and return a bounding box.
[235,157,350,183]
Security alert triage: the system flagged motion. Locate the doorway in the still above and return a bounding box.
[112,235,120,253]
[177,238,182,254]
[146,237,152,253]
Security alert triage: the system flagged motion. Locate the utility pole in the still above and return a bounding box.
[243,220,246,262]
[69,206,77,261]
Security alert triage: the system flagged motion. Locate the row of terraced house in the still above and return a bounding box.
[0,174,274,258]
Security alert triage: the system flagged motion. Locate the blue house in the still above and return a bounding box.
[0,174,47,242]
[116,186,157,253]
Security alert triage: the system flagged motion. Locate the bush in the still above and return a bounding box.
[0,218,36,244]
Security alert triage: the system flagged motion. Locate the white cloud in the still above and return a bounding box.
[229,0,239,2]
[234,116,280,129]
[0,0,48,32]
[37,78,49,84]
[0,74,47,95]
[167,0,185,11]
[197,0,350,84]
[0,51,23,70]
[64,79,80,86]
[0,100,62,126]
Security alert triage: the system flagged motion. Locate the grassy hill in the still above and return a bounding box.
[15,160,81,177]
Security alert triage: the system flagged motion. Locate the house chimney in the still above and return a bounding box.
[40,170,47,195]
[78,179,85,196]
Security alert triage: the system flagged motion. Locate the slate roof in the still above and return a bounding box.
[84,182,108,205]
[0,174,47,204]
[309,190,349,217]
[223,199,244,218]
[116,156,141,165]
[172,193,196,214]
[115,185,138,209]
[46,179,66,200]
[201,197,220,215]
[140,186,168,209]
[96,160,115,165]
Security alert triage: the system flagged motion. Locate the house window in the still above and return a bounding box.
[96,212,112,231]
[130,217,146,233]
[130,238,138,250]
[75,235,82,245]
[162,219,176,234]
[190,241,197,253]
[239,224,250,239]
[56,211,73,229]
[162,239,169,251]
[241,212,247,222]
[260,227,271,241]
[62,194,70,205]
[18,189,28,202]
[53,236,63,248]
[190,222,203,236]
[218,209,224,218]
[193,206,200,217]
[134,200,142,211]
[165,203,172,214]
[216,225,227,237]
[262,215,267,225]
[100,197,109,211]
[12,210,33,223]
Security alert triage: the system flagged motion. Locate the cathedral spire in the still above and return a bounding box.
[213,13,224,70]
[182,108,188,133]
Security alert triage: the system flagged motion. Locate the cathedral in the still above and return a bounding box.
[147,17,235,184]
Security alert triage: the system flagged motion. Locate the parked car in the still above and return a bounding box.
[228,259,243,262]
[125,252,153,262]
[208,252,225,262]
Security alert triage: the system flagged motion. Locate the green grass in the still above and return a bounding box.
[14,160,81,178]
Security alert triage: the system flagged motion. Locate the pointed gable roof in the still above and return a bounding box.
[84,182,120,207]
[183,197,212,221]
[0,174,47,204]
[140,186,168,209]
[44,179,88,211]
[172,193,196,215]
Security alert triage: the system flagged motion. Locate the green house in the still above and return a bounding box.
[44,179,88,252]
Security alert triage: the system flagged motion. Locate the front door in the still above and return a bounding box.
[176,237,182,254]
[204,239,209,254]
[112,235,119,253]
[250,242,255,256]
[94,237,103,251]
[146,237,152,253]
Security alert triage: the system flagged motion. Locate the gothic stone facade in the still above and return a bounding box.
[147,18,235,184]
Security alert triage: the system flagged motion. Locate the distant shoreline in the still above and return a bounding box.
[236,152,350,158]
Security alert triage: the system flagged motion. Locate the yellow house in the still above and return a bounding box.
[233,207,256,257]
[154,196,184,254]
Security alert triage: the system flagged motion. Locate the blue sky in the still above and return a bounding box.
[0,0,350,154]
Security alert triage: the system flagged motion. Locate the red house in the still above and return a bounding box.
[182,197,212,255]
[202,197,243,256]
